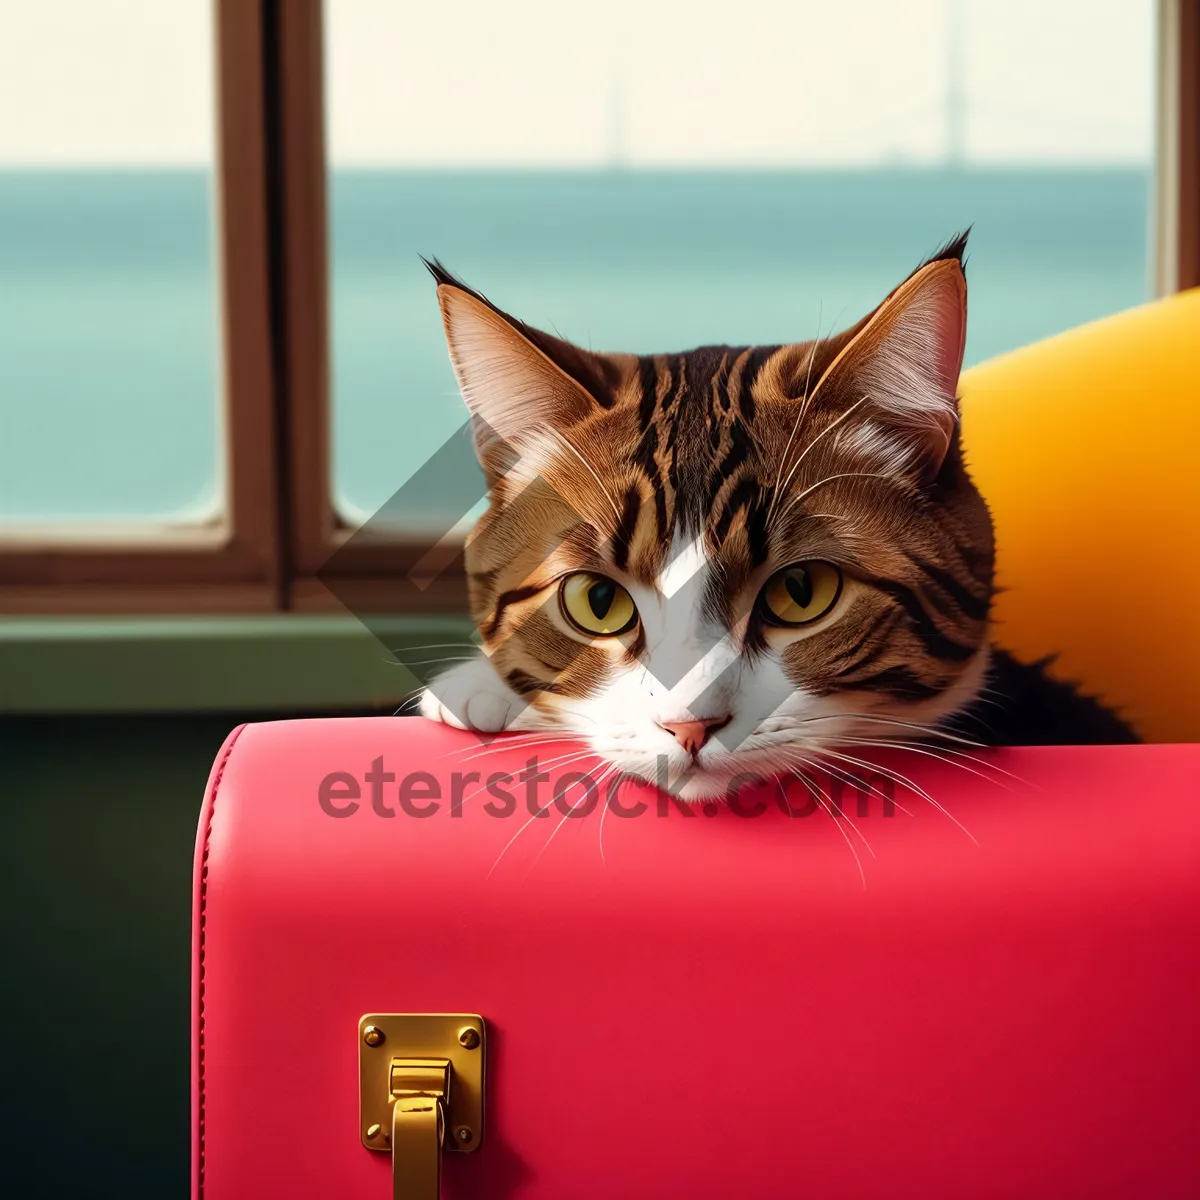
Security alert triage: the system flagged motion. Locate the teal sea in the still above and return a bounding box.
[0,168,1150,521]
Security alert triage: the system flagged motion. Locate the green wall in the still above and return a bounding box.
[1,712,306,1197]
[0,614,439,1195]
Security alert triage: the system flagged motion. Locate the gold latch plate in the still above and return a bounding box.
[359,1013,485,1153]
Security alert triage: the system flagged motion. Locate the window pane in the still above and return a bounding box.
[326,0,1154,523]
[0,0,220,524]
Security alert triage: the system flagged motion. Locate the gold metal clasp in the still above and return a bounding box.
[359,1014,485,1200]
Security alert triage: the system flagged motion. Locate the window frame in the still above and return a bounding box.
[273,0,466,614]
[1,0,1195,616]
[0,0,283,614]
[1157,0,1200,292]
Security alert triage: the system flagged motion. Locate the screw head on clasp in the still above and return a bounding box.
[359,1014,485,1163]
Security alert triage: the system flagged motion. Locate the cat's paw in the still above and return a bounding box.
[418,656,525,732]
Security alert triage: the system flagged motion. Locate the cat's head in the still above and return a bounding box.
[430,235,994,799]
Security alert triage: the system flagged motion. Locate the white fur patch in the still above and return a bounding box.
[419,656,534,732]
[840,420,919,477]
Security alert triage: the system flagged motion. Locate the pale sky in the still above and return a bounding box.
[0,0,1154,167]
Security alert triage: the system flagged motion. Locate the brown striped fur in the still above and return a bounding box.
[419,235,1014,797]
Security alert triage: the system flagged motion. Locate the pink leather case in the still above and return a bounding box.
[193,718,1200,1198]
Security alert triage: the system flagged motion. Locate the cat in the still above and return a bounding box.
[418,233,1136,800]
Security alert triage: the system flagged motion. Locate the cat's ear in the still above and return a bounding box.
[427,261,614,470]
[817,234,968,480]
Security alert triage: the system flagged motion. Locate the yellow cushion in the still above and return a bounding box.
[959,289,1200,743]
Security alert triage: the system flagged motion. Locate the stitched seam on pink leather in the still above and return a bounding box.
[197,724,247,1200]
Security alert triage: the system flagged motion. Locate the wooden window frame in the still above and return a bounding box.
[271,0,466,614]
[0,0,281,615]
[1158,0,1200,292]
[2,0,1197,616]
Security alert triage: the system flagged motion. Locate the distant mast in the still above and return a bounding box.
[946,0,966,169]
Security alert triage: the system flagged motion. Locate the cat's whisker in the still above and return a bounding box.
[594,762,625,867]
[528,747,603,774]
[794,304,850,413]
[438,736,546,763]
[438,734,582,763]
[836,737,1020,791]
[528,757,607,872]
[816,744,938,803]
[779,470,900,521]
[541,425,623,523]
[864,736,1033,789]
[799,761,878,860]
[819,747,979,845]
[795,711,988,749]
[961,685,1010,713]
[819,746,943,810]
[449,739,585,766]
[766,395,812,525]
[774,394,874,516]
[389,655,480,669]
[482,752,601,874]
[785,750,914,820]
[389,641,481,656]
[778,773,867,888]
[780,752,881,854]
[486,802,553,878]
[528,804,577,873]
[766,308,824,524]
[451,770,509,814]
[450,748,601,815]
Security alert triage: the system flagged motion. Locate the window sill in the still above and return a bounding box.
[0,613,472,715]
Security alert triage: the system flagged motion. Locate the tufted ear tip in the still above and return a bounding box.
[810,244,970,482]
[421,255,478,295]
[912,256,969,403]
[918,228,971,275]
[433,279,601,481]
[902,229,971,403]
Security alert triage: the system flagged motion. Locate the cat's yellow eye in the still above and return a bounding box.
[559,572,638,636]
[759,561,843,627]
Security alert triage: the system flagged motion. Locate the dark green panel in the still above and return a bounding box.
[0,711,364,1197]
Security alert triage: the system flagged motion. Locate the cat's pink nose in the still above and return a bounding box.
[658,716,730,755]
